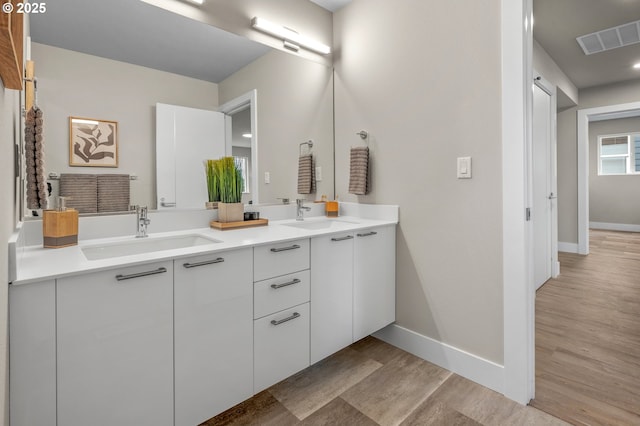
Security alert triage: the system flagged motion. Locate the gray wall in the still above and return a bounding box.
[0,80,20,425]
[589,117,640,225]
[219,49,334,204]
[557,79,640,243]
[31,42,219,209]
[334,0,504,363]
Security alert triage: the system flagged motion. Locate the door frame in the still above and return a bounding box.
[501,0,535,404]
[577,101,640,255]
[533,72,560,279]
[218,90,259,205]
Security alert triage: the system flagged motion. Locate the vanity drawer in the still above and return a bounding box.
[254,238,310,281]
[254,270,310,319]
[254,302,310,393]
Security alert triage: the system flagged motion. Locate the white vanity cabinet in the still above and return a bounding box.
[310,233,354,364]
[353,225,396,341]
[174,248,253,426]
[253,239,311,392]
[9,280,56,426]
[56,261,174,426]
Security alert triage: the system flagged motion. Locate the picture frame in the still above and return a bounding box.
[69,117,118,167]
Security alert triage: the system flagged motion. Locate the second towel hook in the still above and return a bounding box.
[299,139,313,155]
[356,130,368,140]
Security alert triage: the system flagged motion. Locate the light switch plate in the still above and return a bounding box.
[264,172,270,184]
[457,157,472,179]
[315,166,322,182]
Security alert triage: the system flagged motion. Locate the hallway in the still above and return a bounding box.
[532,230,640,425]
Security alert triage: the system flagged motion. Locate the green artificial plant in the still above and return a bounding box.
[204,159,220,202]
[216,156,244,203]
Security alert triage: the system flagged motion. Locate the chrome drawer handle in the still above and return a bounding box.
[115,267,167,281]
[270,278,301,289]
[331,235,353,242]
[270,244,301,252]
[357,231,378,237]
[270,312,301,326]
[183,257,224,268]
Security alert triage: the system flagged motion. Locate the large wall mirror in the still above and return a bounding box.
[24,0,334,217]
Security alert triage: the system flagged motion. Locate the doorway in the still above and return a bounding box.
[576,101,640,254]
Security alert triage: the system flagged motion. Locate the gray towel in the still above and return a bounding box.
[25,107,48,209]
[297,154,316,194]
[97,174,130,213]
[348,147,370,195]
[60,174,98,213]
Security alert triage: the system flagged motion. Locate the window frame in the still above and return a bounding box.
[597,132,640,176]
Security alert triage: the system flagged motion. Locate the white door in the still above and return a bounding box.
[156,103,226,209]
[532,80,555,289]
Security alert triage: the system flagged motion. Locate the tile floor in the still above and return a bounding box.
[202,336,567,426]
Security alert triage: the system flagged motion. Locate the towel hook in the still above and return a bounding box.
[356,130,368,140]
[299,139,313,155]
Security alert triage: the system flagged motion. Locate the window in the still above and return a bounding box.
[598,133,640,175]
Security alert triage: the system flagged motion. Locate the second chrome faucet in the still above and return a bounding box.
[296,199,311,221]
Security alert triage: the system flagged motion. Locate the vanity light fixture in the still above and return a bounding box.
[251,17,331,55]
[184,0,205,4]
[634,62,640,69]
[242,133,252,138]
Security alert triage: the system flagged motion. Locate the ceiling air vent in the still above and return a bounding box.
[577,20,640,55]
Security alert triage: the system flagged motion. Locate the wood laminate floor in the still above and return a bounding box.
[532,229,640,425]
[202,336,565,426]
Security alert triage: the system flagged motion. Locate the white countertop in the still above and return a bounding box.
[12,215,397,285]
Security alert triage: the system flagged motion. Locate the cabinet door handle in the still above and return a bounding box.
[183,257,224,268]
[270,244,301,252]
[357,231,378,237]
[270,278,301,289]
[331,235,353,242]
[115,267,167,281]
[270,312,301,326]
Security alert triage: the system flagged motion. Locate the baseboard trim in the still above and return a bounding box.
[589,222,640,233]
[558,242,579,253]
[373,324,504,395]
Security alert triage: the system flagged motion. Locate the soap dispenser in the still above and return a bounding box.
[43,196,79,248]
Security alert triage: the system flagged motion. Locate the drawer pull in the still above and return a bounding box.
[270,244,301,253]
[115,267,167,281]
[183,257,224,268]
[270,278,301,289]
[357,231,378,237]
[331,235,354,242]
[270,312,301,326]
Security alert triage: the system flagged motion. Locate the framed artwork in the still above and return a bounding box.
[69,117,118,167]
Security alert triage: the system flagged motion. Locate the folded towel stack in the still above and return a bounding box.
[60,174,98,214]
[97,174,130,213]
[348,146,370,195]
[297,154,316,194]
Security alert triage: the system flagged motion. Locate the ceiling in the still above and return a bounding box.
[533,0,640,90]
[29,0,271,83]
[309,0,351,12]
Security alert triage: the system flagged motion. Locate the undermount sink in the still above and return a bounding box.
[82,234,222,260]
[282,218,359,230]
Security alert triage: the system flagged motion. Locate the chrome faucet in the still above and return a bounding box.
[135,205,151,238]
[296,199,311,221]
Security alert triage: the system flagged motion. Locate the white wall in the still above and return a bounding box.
[0,79,21,426]
[589,117,640,225]
[334,0,504,363]
[558,79,640,243]
[31,43,219,209]
[219,49,334,204]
